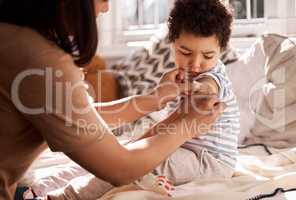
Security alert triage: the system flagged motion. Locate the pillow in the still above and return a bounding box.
[85,71,120,102]
[111,36,175,98]
[226,37,266,143]
[110,48,150,98]
[245,34,296,148]
[84,55,120,102]
[130,36,176,95]
[220,45,239,65]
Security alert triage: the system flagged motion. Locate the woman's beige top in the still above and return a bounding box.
[0,23,108,200]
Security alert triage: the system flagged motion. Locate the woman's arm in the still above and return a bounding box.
[94,93,159,129]
[94,68,200,129]
[133,107,180,142]
[66,120,189,186]
[67,94,225,186]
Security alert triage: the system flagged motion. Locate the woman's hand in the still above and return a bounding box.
[151,68,201,110]
[150,94,225,139]
[174,94,226,139]
[159,67,180,85]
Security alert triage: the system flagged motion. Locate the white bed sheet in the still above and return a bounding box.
[20,144,296,200]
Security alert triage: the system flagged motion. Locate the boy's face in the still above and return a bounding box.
[94,0,109,16]
[173,31,221,80]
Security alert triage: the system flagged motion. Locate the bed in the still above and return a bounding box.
[19,33,296,200]
[19,144,296,200]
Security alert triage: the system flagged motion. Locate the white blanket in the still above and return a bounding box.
[20,144,296,200]
[99,145,296,200]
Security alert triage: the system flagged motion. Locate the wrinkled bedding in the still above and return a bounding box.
[19,144,296,200]
[99,144,296,200]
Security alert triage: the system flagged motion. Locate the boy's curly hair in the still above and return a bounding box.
[168,0,233,50]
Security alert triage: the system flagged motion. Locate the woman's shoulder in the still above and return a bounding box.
[0,23,72,63]
[0,23,79,72]
[1,23,56,50]
[0,23,83,85]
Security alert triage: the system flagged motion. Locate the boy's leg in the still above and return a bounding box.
[153,147,234,185]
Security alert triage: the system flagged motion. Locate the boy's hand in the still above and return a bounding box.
[152,68,201,110]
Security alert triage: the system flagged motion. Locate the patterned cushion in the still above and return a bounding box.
[110,48,148,98]
[110,36,175,98]
[220,45,239,65]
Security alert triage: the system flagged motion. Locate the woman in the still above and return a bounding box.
[0,0,225,199]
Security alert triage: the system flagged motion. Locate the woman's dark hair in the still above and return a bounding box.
[168,0,233,50]
[0,0,98,66]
